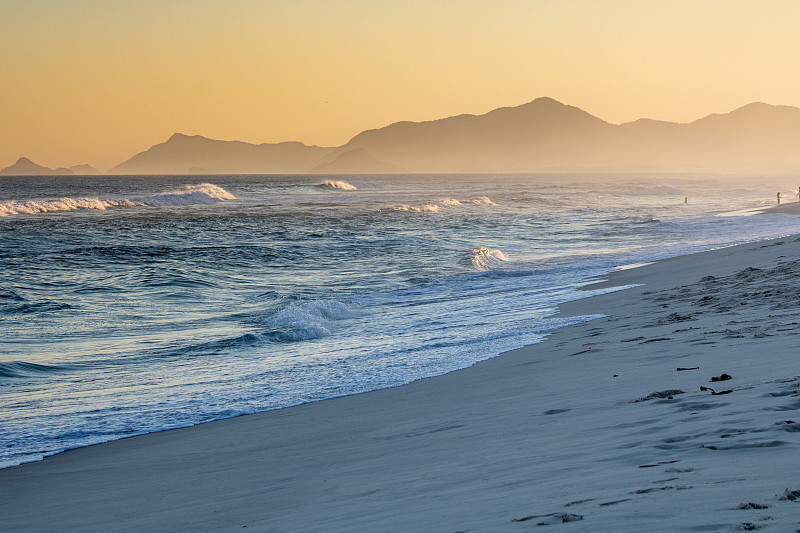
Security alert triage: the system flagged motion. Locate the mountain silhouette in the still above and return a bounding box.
[0,157,74,176]
[309,147,406,174]
[109,133,334,174]
[7,98,800,175]
[333,97,621,172]
[69,164,101,175]
[332,98,800,172]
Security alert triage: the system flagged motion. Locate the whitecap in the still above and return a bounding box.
[440,198,462,206]
[470,247,509,271]
[259,300,361,343]
[137,183,236,206]
[392,204,441,213]
[470,196,498,206]
[320,180,358,191]
[0,183,236,216]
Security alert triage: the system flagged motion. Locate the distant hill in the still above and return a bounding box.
[8,98,800,175]
[69,164,101,175]
[330,97,800,173]
[109,133,335,174]
[309,147,406,174]
[0,157,74,176]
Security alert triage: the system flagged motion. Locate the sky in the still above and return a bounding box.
[2,0,800,171]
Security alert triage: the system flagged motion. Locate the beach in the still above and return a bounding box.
[2,229,799,531]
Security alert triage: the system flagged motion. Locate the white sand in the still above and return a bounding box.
[2,236,800,532]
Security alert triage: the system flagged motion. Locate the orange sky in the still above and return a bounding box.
[2,0,800,171]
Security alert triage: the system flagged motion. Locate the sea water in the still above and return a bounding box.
[2,173,800,468]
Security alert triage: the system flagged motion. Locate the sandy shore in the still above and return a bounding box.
[762,201,800,215]
[2,236,800,532]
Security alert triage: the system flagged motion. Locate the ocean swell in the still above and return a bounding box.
[0,361,71,379]
[0,183,236,217]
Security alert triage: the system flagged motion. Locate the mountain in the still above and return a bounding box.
[0,157,74,176]
[309,147,406,174]
[109,133,335,174]
[333,97,624,172]
[69,164,101,175]
[329,97,800,173]
[9,98,800,175]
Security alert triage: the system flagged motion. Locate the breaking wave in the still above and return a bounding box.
[257,300,362,343]
[136,183,236,205]
[0,183,236,217]
[440,198,462,206]
[470,196,498,206]
[393,204,441,213]
[391,196,498,213]
[629,215,662,224]
[320,180,358,191]
[470,247,509,271]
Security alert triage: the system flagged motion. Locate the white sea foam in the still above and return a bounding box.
[629,215,662,223]
[136,183,236,205]
[470,247,509,271]
[320,180,358,191]
[260,300,361,343]
[0,183,235,217]
[0,197,130,216]
[470,196,498,206]
[393,204,441,213]
[440,198,462,206]
[392,196,497,213]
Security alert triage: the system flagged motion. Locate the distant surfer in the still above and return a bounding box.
[777,192,781,205]
[684,197,688,204]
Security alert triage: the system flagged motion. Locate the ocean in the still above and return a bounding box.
[2,173,800,468]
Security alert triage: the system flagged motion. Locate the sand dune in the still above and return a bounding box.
[1,235,800,531]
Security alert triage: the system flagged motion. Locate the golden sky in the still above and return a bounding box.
[2,0,800,171]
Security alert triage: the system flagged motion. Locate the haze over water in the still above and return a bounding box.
[2,172,800,467]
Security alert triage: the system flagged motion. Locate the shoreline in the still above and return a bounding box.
[2,234,800,531]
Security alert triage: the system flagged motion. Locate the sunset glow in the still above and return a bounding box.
[3,0,800,170]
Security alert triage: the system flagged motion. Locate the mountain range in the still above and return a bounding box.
[5,97,800,175]
[0,157,100,176]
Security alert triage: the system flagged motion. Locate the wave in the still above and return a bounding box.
[392,196,498,213]
[0,183,236,217]
[0,361,71,378]
[135,183,236,205]
[319,180,358,191]
[470,247,509,271]
[0,197,129,216]
[470,196,498,206]
[628,215,662,224]
[0,300,72,315]
[440,198,462,206]
[393,204,441,213]
[257,300,362,343]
